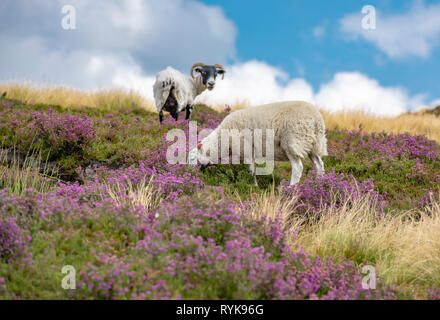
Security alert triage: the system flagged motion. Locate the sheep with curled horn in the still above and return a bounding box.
[153,63,226,123]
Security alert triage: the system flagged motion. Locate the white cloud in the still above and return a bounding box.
[314,72,416,116]
[109,0,149,32]
[98,55,418,117]
[197,62,425,117]
[196,60,314,106]
[0,0,237,85]
[0,0,428,117]
[431,99,440,107]
[111,64,156,100]
[340,1,440,58]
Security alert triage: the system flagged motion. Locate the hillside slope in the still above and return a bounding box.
[1,91,439,300]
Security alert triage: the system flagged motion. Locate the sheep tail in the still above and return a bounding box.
[160,78,176,101]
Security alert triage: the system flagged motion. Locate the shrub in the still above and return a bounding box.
[75,194,396,299]
[279,169,387,217]
[1,107,96,159]
[0,277,19,299]
[328,127,440,163]
[427,287,440,300]
[0,216,30,262]
[28,108,96,157]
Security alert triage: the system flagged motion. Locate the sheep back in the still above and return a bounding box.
[218,101,327,160]
[153,67,195,112]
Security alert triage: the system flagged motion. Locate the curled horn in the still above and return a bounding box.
[214,64,225,80]
[190,62,205,79]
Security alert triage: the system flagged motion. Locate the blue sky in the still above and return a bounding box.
[202,0,440,99]
[1,0,439,116]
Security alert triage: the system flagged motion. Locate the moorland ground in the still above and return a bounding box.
[0,83,439,299]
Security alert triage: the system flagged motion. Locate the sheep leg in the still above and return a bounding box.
[309,154,325,175]
[185,104,194,120]
[249,163,258,186]
[171,111,179,121]
[159,110,164,123]
[287,154,303,185]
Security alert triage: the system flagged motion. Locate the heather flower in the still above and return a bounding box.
[427,287,440,300]
[418,191,440,212]
[1,107,96,158]
[279,169,387,217]
[78,253,135,299]
[0,100,411,300]
[329,127,440,163]
[0,216,29,262]
[131,194,395,300]
[29,108,96,155]
[1,178,396,300]
[0,277,18,299]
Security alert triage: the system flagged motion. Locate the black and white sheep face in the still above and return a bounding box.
[194,65,225,90]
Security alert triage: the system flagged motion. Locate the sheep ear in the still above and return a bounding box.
[194,67,203,73]
[217,69,225,80]
[198,143,202,150]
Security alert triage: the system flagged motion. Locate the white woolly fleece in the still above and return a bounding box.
[199,101,328,162]
[153,66,206,113]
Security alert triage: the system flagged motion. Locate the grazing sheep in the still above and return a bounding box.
[153,63,226,123]
[188,101,327,185]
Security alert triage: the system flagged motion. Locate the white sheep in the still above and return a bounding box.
[188,101,328,185]
[153,63,225,122]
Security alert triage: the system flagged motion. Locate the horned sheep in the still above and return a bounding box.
[188,101,328,185]
[153,63,225,123]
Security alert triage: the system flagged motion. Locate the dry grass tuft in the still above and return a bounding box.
[242,190,440,298]
[321,110,440,143]
[237,187,301,231]
[107,177,164,213]
[0,82,155,112]
[291,196,440,298]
